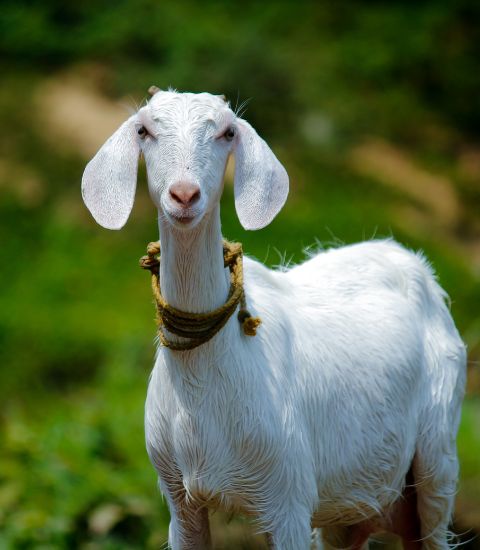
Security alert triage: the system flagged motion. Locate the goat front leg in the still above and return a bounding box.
[267,527,323,550]
[159,477,211,550]
[168,505,210,550]
[266,508,312,550]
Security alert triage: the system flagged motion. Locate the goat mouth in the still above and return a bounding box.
[168,212,197,225]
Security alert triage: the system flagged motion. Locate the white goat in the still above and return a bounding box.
[82,90,466,550]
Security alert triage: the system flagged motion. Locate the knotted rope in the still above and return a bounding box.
[139,240,261,351]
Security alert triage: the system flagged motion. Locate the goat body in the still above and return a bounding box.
[82,90,466,550]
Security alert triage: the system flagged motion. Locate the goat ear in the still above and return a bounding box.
[233,119,289,230]
[81,117,140,230]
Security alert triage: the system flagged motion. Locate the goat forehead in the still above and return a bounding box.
[147,91,230,129]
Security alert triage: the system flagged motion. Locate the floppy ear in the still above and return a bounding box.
[81,117,140,230]
[233,119,289,230]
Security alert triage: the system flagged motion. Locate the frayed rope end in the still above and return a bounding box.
[238,309,262,336]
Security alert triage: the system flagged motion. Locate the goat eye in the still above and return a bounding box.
[223,126,236,141]
[137,125,148,139]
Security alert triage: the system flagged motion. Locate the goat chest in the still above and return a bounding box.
[144,349,292,513]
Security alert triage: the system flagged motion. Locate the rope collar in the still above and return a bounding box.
[139,240,261,351]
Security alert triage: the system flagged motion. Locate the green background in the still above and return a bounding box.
[1,1,479,547]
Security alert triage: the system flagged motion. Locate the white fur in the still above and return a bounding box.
[82,90,466,550]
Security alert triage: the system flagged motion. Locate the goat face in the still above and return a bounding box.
[82,89,289,232]
[140,91,235,230]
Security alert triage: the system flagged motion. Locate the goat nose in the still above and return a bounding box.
[169,181,201,207]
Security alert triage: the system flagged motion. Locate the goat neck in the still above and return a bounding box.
[157,205,230,314]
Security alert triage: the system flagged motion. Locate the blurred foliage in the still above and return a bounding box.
[1,0,479,547]
[1,0,480,141]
